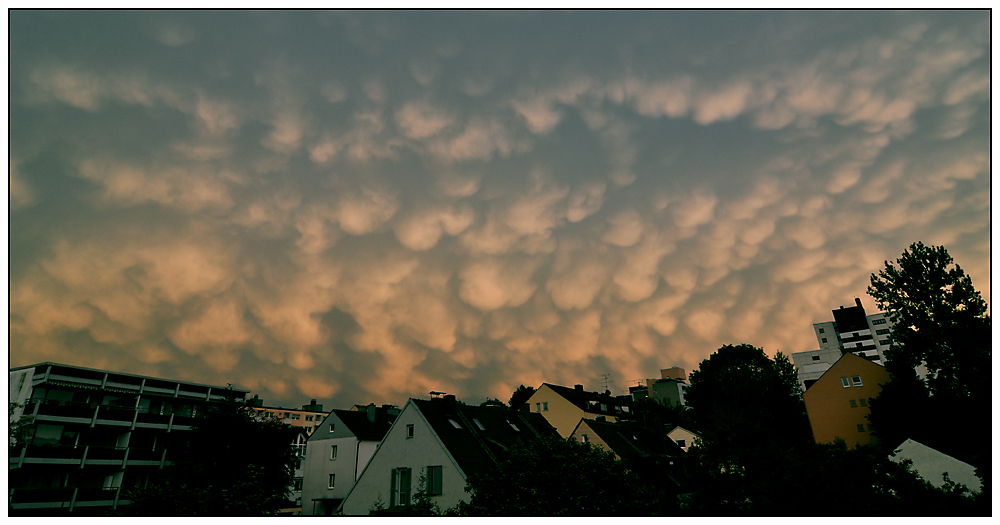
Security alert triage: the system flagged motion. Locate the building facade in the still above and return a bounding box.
[249,396,329,437]
[803,353,891,449]
[301,404,398,515]
[339,396,556,515]
[525,383,636,438]
[792,298,895,390]
[8,362,248,515]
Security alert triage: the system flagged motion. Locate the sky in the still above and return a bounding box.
[8,11,991,409]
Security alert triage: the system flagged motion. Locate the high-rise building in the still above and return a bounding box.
[792,298,895,391]
[8,362,248,515]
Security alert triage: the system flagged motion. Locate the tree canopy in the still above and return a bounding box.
[115,403,297,516]
[507,384,535,409]
[867,241,991,475]
[687,343,811,459]
[868,241,990,399]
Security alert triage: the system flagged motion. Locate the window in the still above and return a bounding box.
[291,413,300,420]
[676,439,686,448]
[818,328,825,333]
[542,402,548,412]
[473,419,486,431]
[331,444,338,460]
[821,338,828,343]
[406,424,414,438]
[506,420,520,432]
[306,415,313,421]
[851,376,863,387]
[856,342,863,347]
[615,406,622,414]
[853,332,859,337]
[811,355,821,361]
[875,329,890,335]
[600,403,607,412]
[872,318,887,325]
[867,424,874,432]
[284,412,290,418]
[849,399,857,408]
[294,477,303,491]
[535,402,541,412]
[859,398,867,407]
[841,377,851,388]
[328,474,336,489]
[622,406,630,413]
[581,433,588,443]
[426,466,443,496]
[857,424,865,433]
[390,468,412,507]
[448,419,462,429]
[879,339,890,346]
[329,423,335,433]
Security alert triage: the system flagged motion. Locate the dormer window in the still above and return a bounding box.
[448,419,462,429]
[473,419,486,431]
[507,420,519,432]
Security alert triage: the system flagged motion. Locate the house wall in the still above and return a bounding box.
[526,385,587,438]
[891,439,982,492]
[570,420,617,457]
[301,434,360,514]
[666,427,699,452]
[340,402,467,515]
[803,354,891,449]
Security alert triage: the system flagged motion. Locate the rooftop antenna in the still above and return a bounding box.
[600,373,613,394]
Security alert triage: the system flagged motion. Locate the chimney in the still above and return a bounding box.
[855,297,863,308]
[366,403,376,423]
[443,394,457,405]
[574,384,584,391]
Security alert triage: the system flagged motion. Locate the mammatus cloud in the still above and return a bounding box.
[8,11,990,409]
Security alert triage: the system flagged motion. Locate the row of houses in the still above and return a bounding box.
[8,296,979,515]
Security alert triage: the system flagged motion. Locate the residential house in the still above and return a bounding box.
[301,403,399,516]
[890,439,982,493]
[8,362,248,515]
[571,417,685,460]
[339,396,557,514]
[803,352,891,448]
[664,425,699,453]
[525,383,636,438]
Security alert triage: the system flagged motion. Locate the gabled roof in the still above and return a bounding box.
[663,424,699,438]
[412,399,559,479]
[313,408,396,442]
[577,419,685,459]
[541,383,636,414]
[804,351,887,398]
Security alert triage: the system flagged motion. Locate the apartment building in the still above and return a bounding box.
[8,362,248,515]
[249,396,329,437]
[792,298,895,390]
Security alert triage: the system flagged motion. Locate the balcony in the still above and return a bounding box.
[34,402,95,422]
[85,446,127,462]
[9,487,74,505]
[21,444,86,463]
[74,488,119,503]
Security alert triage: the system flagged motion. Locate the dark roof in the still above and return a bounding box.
[10,361,250,393]
[542,383,636,415]
[581,419,685,459]
[412,399,558,479]
[330,408,396,442]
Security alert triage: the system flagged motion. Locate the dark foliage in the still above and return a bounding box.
[867,242,991,474]
[507,384,535,410]
[455,436,671,516]
[687,344,812,461]
[113,403,297,516]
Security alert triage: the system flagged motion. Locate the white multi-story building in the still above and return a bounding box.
[792,298,895,391]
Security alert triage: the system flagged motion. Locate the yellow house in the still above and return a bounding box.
[525,383,635,438]
[803,352,891,449]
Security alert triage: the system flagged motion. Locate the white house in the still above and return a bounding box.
[665,425,700,453]
[301,404,398,515]
[339,396,557,515]
[891,438,982,493]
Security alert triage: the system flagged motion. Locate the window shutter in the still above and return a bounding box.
[390,469,397,507]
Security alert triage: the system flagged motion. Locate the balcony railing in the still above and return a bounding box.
[74,488,119,502]
[22,444,86,460]
[9,487,74,504]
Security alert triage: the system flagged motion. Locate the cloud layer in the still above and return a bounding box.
[8,11,991,408]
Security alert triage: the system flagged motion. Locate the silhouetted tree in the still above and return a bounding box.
[867,242,990,475]
[114,403,296,516]
[479,397,507,408]
[507,385,535,410]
